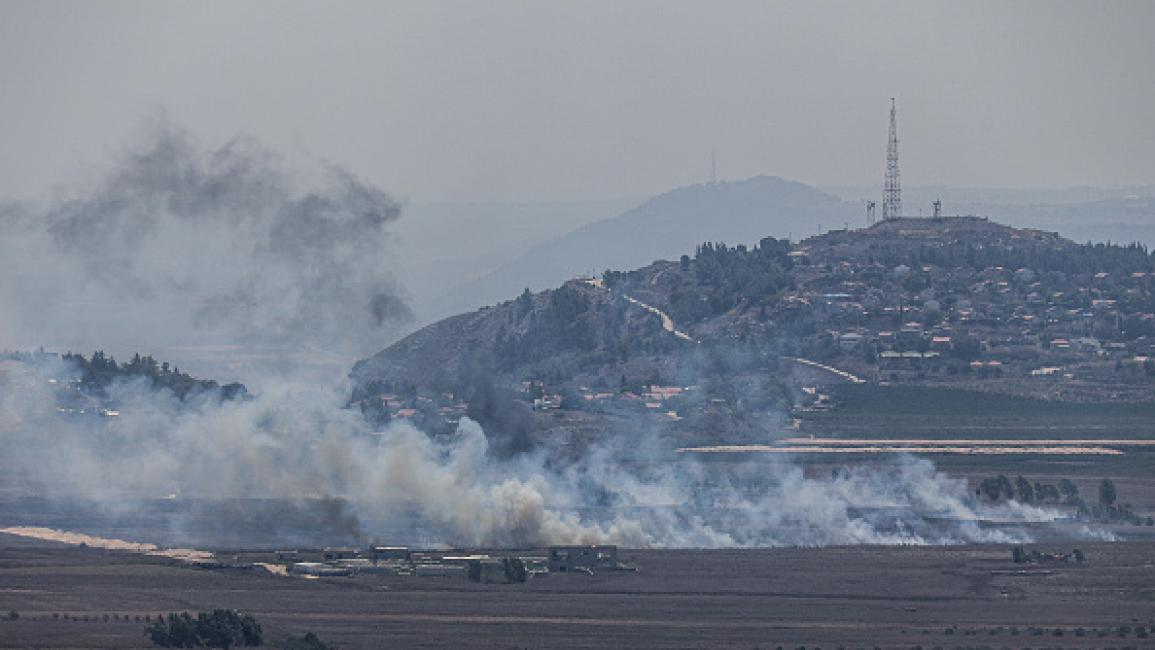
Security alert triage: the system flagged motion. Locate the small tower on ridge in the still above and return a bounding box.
[882,98,902,219]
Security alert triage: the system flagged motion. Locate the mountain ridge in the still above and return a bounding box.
[423,176,859,320]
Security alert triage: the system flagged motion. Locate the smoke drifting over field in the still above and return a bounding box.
[0,356,1059,549]
[0,123,410,359]
[0,127,1065,549]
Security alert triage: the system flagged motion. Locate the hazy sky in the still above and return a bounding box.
[2,0,1155,203]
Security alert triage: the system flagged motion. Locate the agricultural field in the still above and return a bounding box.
[3,533,1155,649]
[799,385,1155,440]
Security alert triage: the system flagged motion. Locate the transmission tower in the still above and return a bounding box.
[882,98,902,219]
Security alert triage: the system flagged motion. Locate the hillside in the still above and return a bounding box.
[423,176,859,321]
[350,280,687,390]
[352,216,1155,441]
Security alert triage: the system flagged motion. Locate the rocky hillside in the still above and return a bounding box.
[350,279,689,390]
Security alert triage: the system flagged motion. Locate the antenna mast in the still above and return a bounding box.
[883,98,902,219]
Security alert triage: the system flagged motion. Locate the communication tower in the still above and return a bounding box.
[882,98,902,219]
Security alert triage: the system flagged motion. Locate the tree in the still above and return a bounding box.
[1015,476,1035,504]
[980,477,1008,501]
[503,557,528,583]
[1058,478,1080,504]
[951,334,982,361]
[1098,478,1117,507]
[196,610,260,650]
[147,612,196,647]
[145,610,262,649]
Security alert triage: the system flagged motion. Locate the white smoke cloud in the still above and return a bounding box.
[0,124,1077,550]
[0,356,1063,549]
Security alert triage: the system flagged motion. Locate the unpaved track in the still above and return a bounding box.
[584,278,698,343]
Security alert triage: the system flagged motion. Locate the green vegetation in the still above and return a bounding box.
[145,610,262,649]
[62,351,248,401]
[978,474,1080,505]
[881,237,1152,277]
[503,557,528,583]
[801,384,1155,438]
[980,475,1154,526]
[604,237,795,326]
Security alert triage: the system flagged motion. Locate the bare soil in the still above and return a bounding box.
[2,534,1154,649]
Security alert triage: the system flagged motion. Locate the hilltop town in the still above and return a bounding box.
[697,216,1155,401]
[351,216,1155,443]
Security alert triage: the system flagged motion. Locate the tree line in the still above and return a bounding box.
[978,476,1153,526]
[62,350,248,402]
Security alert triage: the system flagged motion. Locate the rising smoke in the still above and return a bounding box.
[0,125,1067,550]
[0,355,1062,549]
[0,122,410,363]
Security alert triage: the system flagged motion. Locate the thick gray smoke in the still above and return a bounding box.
[0,357,1058,549]
[0,124,410,362]
[0,127,1069,550]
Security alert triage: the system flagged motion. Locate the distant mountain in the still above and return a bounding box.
[423,177,859,321]
[395,197,643,323]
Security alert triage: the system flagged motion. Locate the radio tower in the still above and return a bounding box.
[882,98,902,219]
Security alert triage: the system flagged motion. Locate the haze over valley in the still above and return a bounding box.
[3,2,1155,648]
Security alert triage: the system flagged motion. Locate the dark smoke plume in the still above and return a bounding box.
[0,123,410,359]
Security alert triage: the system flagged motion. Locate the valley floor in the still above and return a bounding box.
[2,534,1154,649]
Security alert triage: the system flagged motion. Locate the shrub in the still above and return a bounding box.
[145,610,263,649]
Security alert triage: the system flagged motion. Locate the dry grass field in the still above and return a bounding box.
[2,533,1154,649]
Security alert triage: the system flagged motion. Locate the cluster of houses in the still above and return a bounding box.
[370,391,470,432]
[270,544,620,583]
[788,257,1155,385]
[1011,545,1085,564]
[521,380,695,422]
[363,220,1154,422]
